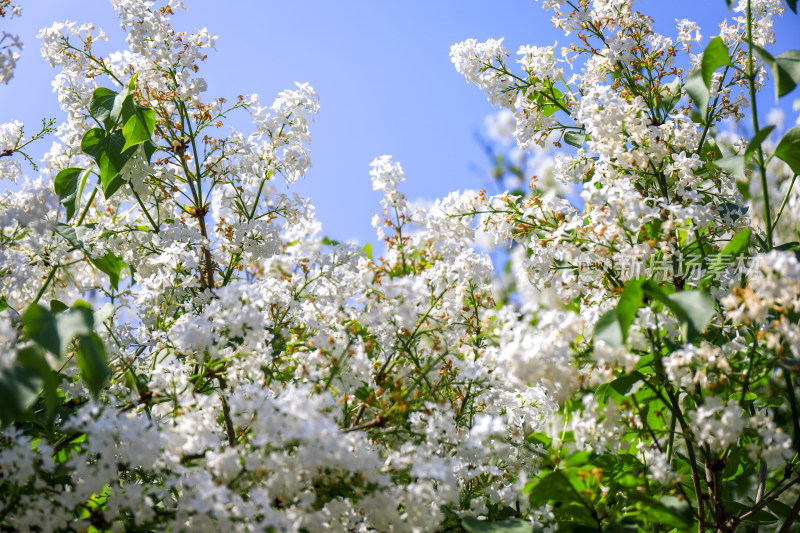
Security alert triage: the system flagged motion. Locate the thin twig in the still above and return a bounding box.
[749,461,768,533]
[665,387,706,533]
[349,404,367,429]
[779,494,800,533]
[341,416,383,433]
[216,376,236,446]
[737,476,800,524]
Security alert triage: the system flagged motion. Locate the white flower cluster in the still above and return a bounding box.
[451,39,569,149]
[249,83,320,185]
[0,3,22,84]
[733,0,785,46]
[0,120,22,183]
[723,250,800,325]
[450,38,514,108]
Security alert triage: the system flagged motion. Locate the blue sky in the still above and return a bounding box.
[2,1,799,245]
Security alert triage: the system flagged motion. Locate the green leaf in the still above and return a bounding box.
[721,228,751,256]
[712,155,746,179]
[753,45,800,99]
[142,139,157,164]
[462,518,532,533]
[737,180,751,201]
[594,382,611,404]
[127,72,139,92]
[81,128,136,198]
[685,69,710,118]
[77,332,110,395]
[50,299,68,313]
[776,241,800,261]
[667,291,717,341]
[715,201,748,222]
[526,432,553,448]
[641,282,716,341]
[58,305,95,350]
[54,224,127,288]
[88,87,121,130]
[685,37,733,118]
[629,493,693,528]
[89,252,126,290]
[701,37,733,88]
[16,345,60,422]
[72,298,92,312]
[787,0,797,13]
[657,496,693,527]
[609,371,644,396]
[54,168,89,222]
[22,304,95,358]
[659,77,682,116]
[54,222,94,249]
[745,125,776,159]
[773,125,800,176]
[768,500,794,520]
[0,361,43,425]
[564,453,594,469]
[741,509,779,525]
[362,242,373,260]
[121,96,155,152]
[354,384,374,403]
[594,310,624,349]
[527,86,563,117]
[707,229,752,285]
[527,471,579,507]
[94,302,115,325]
[616,278,645,341]
[776,49,800,96]
[564,131,588,148]
[700,135,723,161]
[22,304,60,356]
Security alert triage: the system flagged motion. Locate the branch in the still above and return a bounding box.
[217,376,236,446]
[779,494,800,533]
[665,387,706,533]
[736,475,800,525]
[341,415,384,433]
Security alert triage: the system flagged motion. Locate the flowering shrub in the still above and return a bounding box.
[2,0,800,532]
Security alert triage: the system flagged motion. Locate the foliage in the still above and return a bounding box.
[1,0,800,532]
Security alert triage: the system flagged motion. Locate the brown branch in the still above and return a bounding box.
[217,376,236,446]
[736,475,800,526]
[348,404,367,429]
[197,216,216,290]
[779,494,800,533]
[706,459,728,529]
[750,461,768,533]
[341,415,384,433]
[665,387,706,533]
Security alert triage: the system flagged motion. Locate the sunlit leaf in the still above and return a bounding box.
[701,37,733,88]
[753,45,800,99]
[564,131,588,147]
[773,126,800,176]
[77,332,110,395]
[121,96,155,152]
[88,87,121,130]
